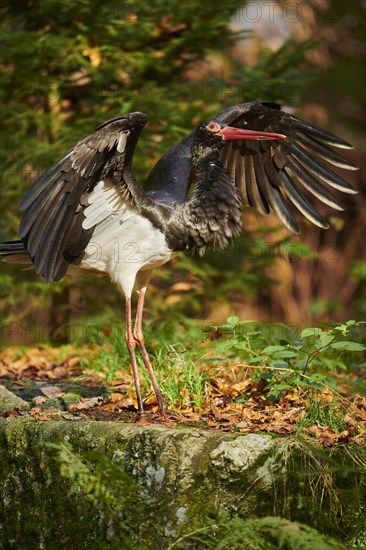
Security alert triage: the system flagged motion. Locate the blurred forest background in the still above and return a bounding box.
[0,0,365,346]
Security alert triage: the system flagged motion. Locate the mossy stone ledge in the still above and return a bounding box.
[0,417,364,549]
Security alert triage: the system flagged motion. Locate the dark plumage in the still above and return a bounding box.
[0,102,358,420]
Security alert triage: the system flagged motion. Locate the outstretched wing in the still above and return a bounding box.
[217,102,358,233]
[19,112,149,282]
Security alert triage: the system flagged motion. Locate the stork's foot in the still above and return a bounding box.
[153,407,182,424]
[131,407,182,426]
[133,403,175,425]
[135,414,152,425]
[133,410,168,425]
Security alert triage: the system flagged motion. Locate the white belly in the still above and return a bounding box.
[80,180,177,295]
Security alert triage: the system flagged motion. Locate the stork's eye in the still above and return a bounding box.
[206,122,221,133]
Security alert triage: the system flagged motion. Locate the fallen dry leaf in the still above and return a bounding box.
[17,365,39,379]
[41,385,64,398]
[319,387,334,405]
[69,396,103,410]
[33,396,47,405]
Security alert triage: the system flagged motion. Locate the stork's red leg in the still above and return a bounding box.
[133,286,166,416]
[125,296,145,419]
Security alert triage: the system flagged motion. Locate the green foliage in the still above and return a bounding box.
[229,38,316,104]
[54,441,139,515]
[80,321,131,381]
[208,318,365,399]
[169,511,345,550]
[150,345,209,409]
[297,399,347,434]
[79,317,209,407]
[50,441,145,549]
[79,317,365,423]
[351,260,366,282]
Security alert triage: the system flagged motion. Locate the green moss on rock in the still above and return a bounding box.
[0,386,30,413]
[0,417,364,549]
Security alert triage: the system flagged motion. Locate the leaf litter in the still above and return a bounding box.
[0,344,365,446]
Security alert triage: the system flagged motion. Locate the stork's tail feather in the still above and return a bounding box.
[0,240,25,254]
[0,240,31,264]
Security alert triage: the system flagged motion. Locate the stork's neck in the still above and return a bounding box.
[166,151,242,255]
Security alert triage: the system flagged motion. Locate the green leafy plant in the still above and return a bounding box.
[50,441,147,549]
[169,512,345,550]
[77,317,364,434]
[208,318,365,397]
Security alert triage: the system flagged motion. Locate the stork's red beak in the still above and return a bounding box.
[220,125,286,141]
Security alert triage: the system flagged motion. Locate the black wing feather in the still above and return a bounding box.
[19,112,149,282]
[280,170,329,229]
[290,116,353,149]
[289,143,356,193]
[19,153,73,210]
[294,132,358,171]
[286,156,344,211]
[259,151,299,233]
[244,154,269,214]
[218,102,357,232]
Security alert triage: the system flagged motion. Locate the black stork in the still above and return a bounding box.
[0,102,358,420]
